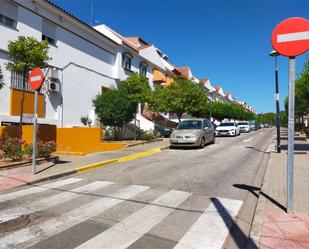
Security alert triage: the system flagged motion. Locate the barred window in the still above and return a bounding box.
[10,72,43,93]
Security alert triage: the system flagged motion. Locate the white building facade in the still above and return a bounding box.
[0,0,169,129]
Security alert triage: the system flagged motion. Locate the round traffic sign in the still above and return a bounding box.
[28,68,44,90]
[271,17,309,57]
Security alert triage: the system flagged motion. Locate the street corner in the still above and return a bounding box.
[0,171,36,191]
[260,211,309,249]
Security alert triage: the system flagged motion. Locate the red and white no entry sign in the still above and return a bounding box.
[28,67,44,90]
[271,17,309,57]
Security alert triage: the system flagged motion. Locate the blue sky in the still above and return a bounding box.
[53,0,309,113]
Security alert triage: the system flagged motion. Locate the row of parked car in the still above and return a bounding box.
[157,119,267,149]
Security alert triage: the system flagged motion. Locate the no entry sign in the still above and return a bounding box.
[28,67,44,90]
[271,17,309,57]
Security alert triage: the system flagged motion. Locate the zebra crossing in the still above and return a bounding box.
[0,177,243,249]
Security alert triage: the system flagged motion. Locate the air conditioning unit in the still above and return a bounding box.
[45,68,60,93]
[47,80,60,93]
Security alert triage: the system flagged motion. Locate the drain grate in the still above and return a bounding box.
[0,215,31,233]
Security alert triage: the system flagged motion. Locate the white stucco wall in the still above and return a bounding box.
[0,0,120,127]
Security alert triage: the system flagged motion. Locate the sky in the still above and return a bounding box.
[53,0,309,114]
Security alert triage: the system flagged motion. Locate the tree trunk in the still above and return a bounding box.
[19,69,27,138]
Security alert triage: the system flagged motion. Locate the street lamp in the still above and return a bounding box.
[269,50,281,153]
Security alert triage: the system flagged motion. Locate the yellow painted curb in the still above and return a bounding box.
[54,151,87,156]
[117,148,162,163]
[76,159,118,173]
[74,148,162,174]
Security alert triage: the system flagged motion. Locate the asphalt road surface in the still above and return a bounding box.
[0,128,275,249]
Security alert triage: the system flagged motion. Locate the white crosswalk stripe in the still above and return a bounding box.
[174,197,243,249]
[0,179,244,249]
[0,180,113,219]
[76,190,191,249]
[0,178,81,203]
[0,184,149,249]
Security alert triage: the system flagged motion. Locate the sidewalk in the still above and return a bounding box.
[0,139,170,192]
[248,129,309,249]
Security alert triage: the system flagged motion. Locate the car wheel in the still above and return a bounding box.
[200,137,205,148]
[211,135,215,144]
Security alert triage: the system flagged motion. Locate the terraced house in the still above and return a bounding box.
[0,0,255,131]
[0,0,175,129]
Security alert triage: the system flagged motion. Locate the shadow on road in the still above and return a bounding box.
[35,159,71,174]
[210,197,258,249]
[245,146,269,154]
[233,184,286,212]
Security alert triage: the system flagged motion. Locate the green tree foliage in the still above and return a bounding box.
[256,112,276,125]
[0,66,4,90]
[284,57,309,129]
[118,73,151,107]
[149,77,208,122]
[6,36,49,75]
[207,102,255,121]
[93,89,136,139]
[5,36,49,134]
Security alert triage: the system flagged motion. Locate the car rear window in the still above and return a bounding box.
[176,120,202,130]
[238,122,248,125]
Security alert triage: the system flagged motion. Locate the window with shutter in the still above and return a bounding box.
[0,0,17,29]
[42,20,57,45]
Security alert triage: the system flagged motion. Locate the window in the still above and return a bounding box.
[42,20,56,46]
[122,53,132,70]
[11,72,31,91]
[11,71,43,93]
[0,0,17,29]
[139,62,148,77]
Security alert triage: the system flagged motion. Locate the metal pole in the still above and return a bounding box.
[287,57,295,213]
[275,56,281,153]
[32,90,38,174]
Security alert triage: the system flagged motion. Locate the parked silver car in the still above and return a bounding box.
[170,119,215,148]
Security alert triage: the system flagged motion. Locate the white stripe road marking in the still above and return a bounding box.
[0,181,113,219]
[75,190,191,249]
[174,197,243,249]
[0,185,149,249]
[0,178,81,203]
[277,31,309,43]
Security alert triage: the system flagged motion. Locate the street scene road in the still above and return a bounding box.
[0,1,309,249]
[0,128,274,249]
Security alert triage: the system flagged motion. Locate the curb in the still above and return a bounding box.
[9,146,168,189]
[0,156,59,171]
[125,138,164,147]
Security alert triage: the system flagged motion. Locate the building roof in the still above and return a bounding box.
[176,66,190,78]
[44,0,118,46]
[125,37,149,47]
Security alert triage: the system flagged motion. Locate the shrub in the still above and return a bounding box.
[0,137,25,161]
[25,141,57,159]
[138,130,157,141]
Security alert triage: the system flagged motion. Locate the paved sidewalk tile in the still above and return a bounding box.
[249,129,309,249]
[260,212,309,249]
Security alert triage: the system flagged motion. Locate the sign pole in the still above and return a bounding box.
[32,90,39,174]
[287,56,295,213]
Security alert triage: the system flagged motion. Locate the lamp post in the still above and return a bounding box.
[270,50,281,153]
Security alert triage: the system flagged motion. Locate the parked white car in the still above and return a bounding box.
[238,121,250,133]
[215,122,240,137]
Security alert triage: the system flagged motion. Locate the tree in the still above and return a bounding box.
[0,66,4,90]
[149,77,208,122]
[93,89,136,139]
[5,36,49,135]
[118,73,151,107]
